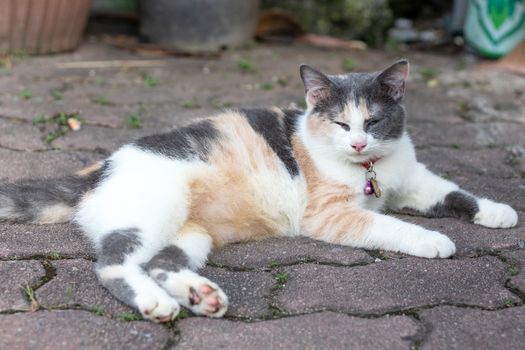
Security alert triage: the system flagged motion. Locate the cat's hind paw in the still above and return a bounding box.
[474,199,518,229]
[155,270,228,318]
[135,293,180,323]
[187,282,228,318]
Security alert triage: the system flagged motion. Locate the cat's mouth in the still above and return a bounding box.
[347,152,378,164]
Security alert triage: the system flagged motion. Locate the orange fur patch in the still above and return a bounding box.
[75,161,103,177]
[187,112,286,247]
[291,135,373,243]
[341,98,371,121]
[306,115,333,141]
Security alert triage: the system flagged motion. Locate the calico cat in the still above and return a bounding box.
[0,60,518,322]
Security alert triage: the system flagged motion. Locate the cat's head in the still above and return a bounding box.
[299,60,409,163]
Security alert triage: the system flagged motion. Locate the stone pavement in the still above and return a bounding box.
[0,40,524,349]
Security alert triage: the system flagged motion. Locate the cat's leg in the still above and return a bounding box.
[303,204,456,258]
[95,228,181,322]
[145,222,228,317]
[388,162,518,228]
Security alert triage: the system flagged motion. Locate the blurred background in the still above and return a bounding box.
[2,0,525,64]
[0,0,524,166]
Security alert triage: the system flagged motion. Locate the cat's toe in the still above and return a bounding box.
[409,231,456,258]
[474,199,518,228]
[187,281,228,317]
[135,293,180,323]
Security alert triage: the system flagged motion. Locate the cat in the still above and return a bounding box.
[0,60,518,323]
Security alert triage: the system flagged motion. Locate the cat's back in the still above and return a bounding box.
[134,107,302,174]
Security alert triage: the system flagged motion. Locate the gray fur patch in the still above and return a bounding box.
[134,120,219,161]
[144,245,189,273]
[0,166,106,223]
[100,277,136,307]
[0,195,14,219]
[365,102,406,141]
[240,108,301,177]
[429,191,480,221]
[97,228,141,266]
[156,272,168,282]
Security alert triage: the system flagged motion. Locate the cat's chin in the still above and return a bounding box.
[345,152,380,164]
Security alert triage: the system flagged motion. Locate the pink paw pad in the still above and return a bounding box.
[188,284,224,315]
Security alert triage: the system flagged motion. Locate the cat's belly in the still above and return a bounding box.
[188,165,307,246]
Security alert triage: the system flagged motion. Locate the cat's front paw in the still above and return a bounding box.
[407,230,456,259]
[474,199,518,228]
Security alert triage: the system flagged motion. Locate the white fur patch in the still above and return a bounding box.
[389,162,459,213]
[172,231,212,270]
[474,198,518,228]
[75,145,203,241]
[357,214,456,258]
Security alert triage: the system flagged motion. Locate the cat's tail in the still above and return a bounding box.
[0,162,106,224]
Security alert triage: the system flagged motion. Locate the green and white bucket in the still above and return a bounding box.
[465,0,525,58]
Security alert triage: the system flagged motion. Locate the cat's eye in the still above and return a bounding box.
[367,119,380,127]
[334,121,350,131]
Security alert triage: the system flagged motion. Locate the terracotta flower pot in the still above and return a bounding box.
[0,0,91,54]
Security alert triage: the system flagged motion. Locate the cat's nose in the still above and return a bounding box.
[351,143,367,152]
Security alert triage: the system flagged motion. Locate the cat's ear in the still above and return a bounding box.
[300,65,334,107]
[376,60,409,102]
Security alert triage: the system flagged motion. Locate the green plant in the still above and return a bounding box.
[260,82,274,90]
[455,61,466,71]
[274,272,288,284]
[92,305,105,316]
[94,77,106,86]
[0,66,12,76]
[182,99,201,109]
[127,112,143,129]
[457,100,472,114]
[439,173,450,180]
[276,76,289,87]
[175,309,189,320]
[419,67,438,82]
[503,299,514,307]
[51,89,63,101]
[92,95,111,105]
[34,112,81,144]
[142,74,158,87]
[49,252,61,259]
[450,144,461,149]
[19,88,32,100]
[116,312,142,321]
[509,266,519,276]
[342,58,357,72]
[237,58,255,73]
[23,284,39,311]
[33,113,48,125]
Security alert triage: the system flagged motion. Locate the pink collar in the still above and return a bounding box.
[360,157,382,170]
